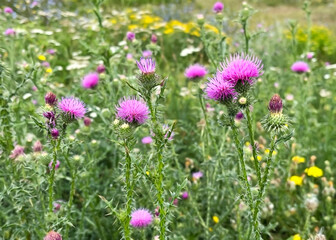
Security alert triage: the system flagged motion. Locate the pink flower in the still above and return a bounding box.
[42,61,50,67]
[116,97,149,125]
[82,72,99,89]
[53,202,61,213]
[181,191,189,199]
[58,97,86,119]
[4,28,15,36]
[185,64,207,80]
[142,50,152,58]
[51,128,59,139]
[126,53,133,60]
[44,231,62,240]
[220,53,263,85]
[126,31,135,41]
[83,117,91,126]
[192,171,203,180]
[130,209,153,228]
[205,72,236,102]
[213,2,224,13]
[10,145,24,159]
[142,136,153,144]
[49,160,60,170]
[307,52,314,60]
[96,64,106,74]
[151,34,158,43]
[136,57,156,74]
[4,7,13,14]
[33,140,43,152]
[291,61,309,73]
[235,112,244,120]
[47,49,56,55]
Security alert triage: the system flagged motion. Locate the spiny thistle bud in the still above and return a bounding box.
[45,92,57,106]
[51,128,59,139]
[268,94,283,113]
[136,58,161,91]
[44,231,62,240]
[262,94,289,134]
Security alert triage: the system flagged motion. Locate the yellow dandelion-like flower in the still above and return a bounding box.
[245,141,250,147]
[289,176,303,186]
[128,24,139,31]
[146,171,149,176]
[265,149,277,155]
[305,166,323,178]
[292,234,302,240]
[38,55,46,61]
[292,156,305,164]
[212,215,219,224]
[46,68,52,73]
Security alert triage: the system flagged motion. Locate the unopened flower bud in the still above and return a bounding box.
[45,92,57,106]
[51,128,59,139]
[83,117,91,126]
[151,34,158,43]
[305,194,319,212]
[33,140,43,152]
[239,97,247,105]
[268,94,283,113]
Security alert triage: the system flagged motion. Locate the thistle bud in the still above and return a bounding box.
[44,231,62,240]
[151,34,158,43]
[268,94,283,113]
[45,92,57,106]
[51,128,59,139]
[33,140,43,152]
[83,117,91,126]
[305,194,319,212]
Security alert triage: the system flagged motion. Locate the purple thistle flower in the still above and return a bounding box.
[44,231,62,240]
[130,209,153,228]
[291,61,309,73]
[49,160,60,170]
[268,94,283,113]
[42,61,50,67]
[47,49,56,55]
[213,2,224,13]
[307,52,314,60]
[58,97,86,119]
[126,31,135,41]
[142,136,153,144]
[181,191,189,199]
[205,72,236,102]
[116,97,149,125]
[151,34,158,43]
[185,64,208,80]
[220,53,263,85]
[4,28,15,36]
[4,7,13,14]
[127,53,133,60]
[43,111,57,127]
[82,72,99,89]
[235,111,244,120]
[45,92,57,106]
[10,145,24,159]
[51,128,59,139]
[83,117,91,126]
[136,57,156,74]
[33,140,43,152]
[53,202,61,213]
[96,64,106,74]
[142,50,152,58]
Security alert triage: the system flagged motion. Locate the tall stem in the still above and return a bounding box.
[245,107,261,184]
[65,154,76,238]
[252,135,276,239]
[48,139,60,213]
[123,141,133,240]
[242,22,249,54]
[147,96,166,240]
[230,119,254,214]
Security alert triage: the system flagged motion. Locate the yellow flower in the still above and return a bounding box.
[265,149,277,155]
[289,176,303,186]
[250,155,262,161]
[305,166,323,178]
[292,156,305,164]
[293,234,302,240]
[245,141,250,147]
[204,24,219,34]
[128,24,139,31]
[46,68,52,73]
[38,55,46,61]
[146,171,149,176]
[212,215,219,224]
[209,227,213,232]
[163,26,174,35]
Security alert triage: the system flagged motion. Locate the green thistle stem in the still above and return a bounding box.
[65,154,76,239]
[252,134,276,239]
[48,139,60,213]
[230,119,254,215]
[245,107,262,184]
[123,141,133,240]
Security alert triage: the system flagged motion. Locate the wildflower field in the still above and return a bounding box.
[1,0,336,239]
